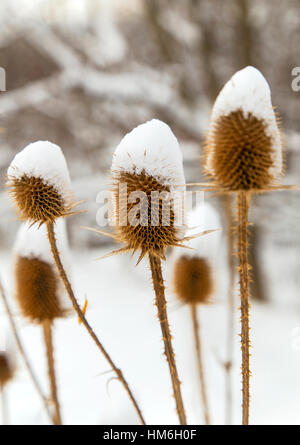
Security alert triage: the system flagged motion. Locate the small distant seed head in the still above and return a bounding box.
[173,256,213,305]
[15,256,63,323]
[0,353,14,387]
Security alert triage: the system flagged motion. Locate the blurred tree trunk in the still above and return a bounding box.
[237,0,254,67]
[143,0,175,63]
[189,0,219,103]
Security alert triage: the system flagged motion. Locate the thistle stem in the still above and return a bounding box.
[43,320,62,425]
[190,304,210,425]
[149,253,187,425]
[224,194,235,425]
[0,280,53,424]
[46,222,145,425]
[237,191,251,425]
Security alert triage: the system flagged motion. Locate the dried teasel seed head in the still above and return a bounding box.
[172,202,220,305]
[0,353,14,387]
[15,256,62,323]
[173,256,213,305]
[7,141,74,224]
[13,221,71,324]
[113,170,180,258]
[111,119,186,260]
[204,66,283,191]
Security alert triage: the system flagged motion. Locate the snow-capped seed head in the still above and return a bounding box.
[173,256,213,305]
[204,66,283,191]
[13,220,70,323]
[0,352,14,387]
[112,119,185,189]
[111,119,186,260]
[7,141,73,224]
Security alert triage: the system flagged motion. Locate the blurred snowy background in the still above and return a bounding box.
[0,0,300,425]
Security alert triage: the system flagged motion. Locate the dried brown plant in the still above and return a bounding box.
[8,175,75,225]
[203,67,288,425]
[15,256,63,323]
[14,254,63,424]
[173,255,213,425]
[0,354,13,388]
[7,143,145,425]
[173,256,213,305]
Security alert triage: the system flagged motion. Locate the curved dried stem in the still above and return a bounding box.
[190,304,210,425]
[237,191,251,425]
[46,222,145,425]
[149,253,187,425]
[0,280,53,423]
[42,320,62,425]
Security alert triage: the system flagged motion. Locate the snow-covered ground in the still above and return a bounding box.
[1,245,300,425]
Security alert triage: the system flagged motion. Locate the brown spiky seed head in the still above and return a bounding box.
[15,256,63,323]
[173,256,213,305]
[9,175,67,224]
[204,66,283,191]
[113,169,182,259]
[205,110,278,190]
[0,353,14,387]
[7,141,73,224]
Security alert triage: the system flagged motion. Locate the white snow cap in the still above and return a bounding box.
[208,66,282,176]
[111,119,185,189]
[13,219,71,311]
[7,141,72,203]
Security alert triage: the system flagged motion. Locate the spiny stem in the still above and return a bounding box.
[43,320,62,425]
[46,222,145,425]
[0,280,53,424]
[224,194,235,425]
[237,191,251,425]
[190,304,210,425]
[149,253,187,425]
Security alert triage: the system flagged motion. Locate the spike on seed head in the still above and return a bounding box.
[204,66,283,191]
[173,256,213,305]
[7,141,74,224]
